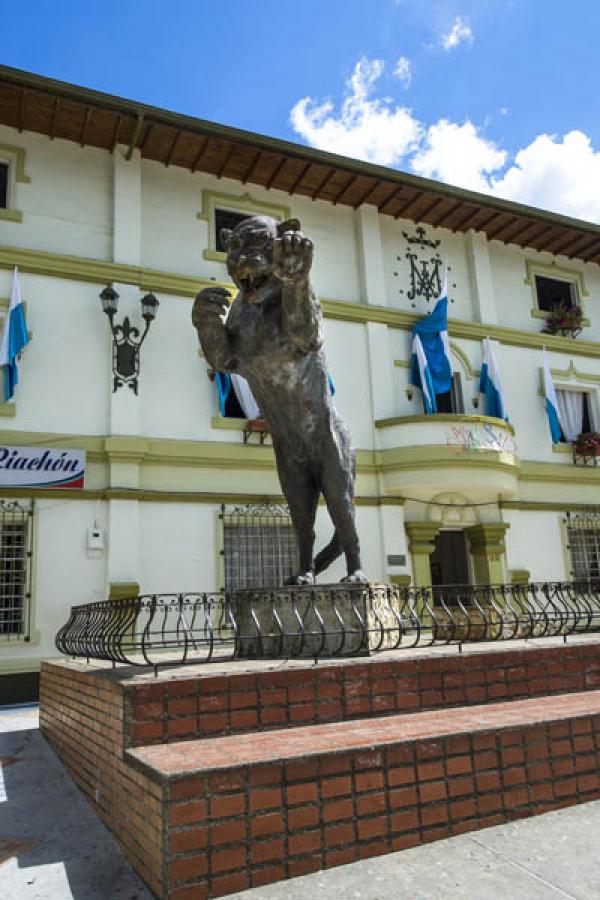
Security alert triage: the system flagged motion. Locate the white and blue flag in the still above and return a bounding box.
[542,350,563,443]
[409,270,452,414]
[479,337,507,420]
[0,268,29,402]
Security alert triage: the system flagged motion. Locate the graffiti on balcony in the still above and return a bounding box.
[446,423,517,455]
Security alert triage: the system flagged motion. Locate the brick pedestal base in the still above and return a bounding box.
[40,641,600,899]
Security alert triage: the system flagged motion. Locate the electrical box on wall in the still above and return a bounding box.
[87,527,105,552]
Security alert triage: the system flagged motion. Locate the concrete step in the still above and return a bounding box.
[125,689,600,899]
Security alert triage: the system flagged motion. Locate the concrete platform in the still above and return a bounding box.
[2,705,600,899]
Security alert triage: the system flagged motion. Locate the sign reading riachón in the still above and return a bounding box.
[0,446,85,489]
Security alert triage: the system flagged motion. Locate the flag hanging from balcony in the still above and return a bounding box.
[0,267,30,402]
[409,271,452,414]
[479,337,507,420]
[542,350,563,443]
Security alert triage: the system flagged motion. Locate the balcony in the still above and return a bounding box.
[374,413,519,500]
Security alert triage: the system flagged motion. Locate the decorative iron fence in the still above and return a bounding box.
[55,580,600,671]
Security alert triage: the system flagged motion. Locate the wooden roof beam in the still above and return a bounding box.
[352,180,380,209]
[430,200,462,228]
[417,195,445,222]
[110,115,122,153]
[537,228,577,255]
[288,162,312,195]
[579,240,600,261]
[486,215,519,241]
[527,226,564,251]
[80,106,93,148]
[216,142,237,179]
[562,234,600,258]
[311,167,335,200]
[49,97,61,140]
[17,87,26,133]
[500,219,540,245]
[394,191,424,220]
[332,174,357,205]
[125,114,145,160]
[190,136,208,173]
[448,205,480,231]
[377,184,404,214]
[242,150,262,185]
[265,155,288,190]
[164,129,181,167]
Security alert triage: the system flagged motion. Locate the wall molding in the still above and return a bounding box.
[1,242,599,357]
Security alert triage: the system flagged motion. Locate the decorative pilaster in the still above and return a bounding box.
[466,523,510,585]
[465,229,497,325]
[405,522,442,588]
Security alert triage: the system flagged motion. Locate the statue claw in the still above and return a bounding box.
[284,572,315,586]
[341,570,369,584]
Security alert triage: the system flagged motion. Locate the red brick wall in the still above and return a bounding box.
[156,704,600,899]
[40,663,166,897]
[126,643,600,747]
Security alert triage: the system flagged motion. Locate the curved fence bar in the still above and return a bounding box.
[54,580,600,669]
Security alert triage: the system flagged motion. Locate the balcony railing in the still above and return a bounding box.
[55,580,600,671]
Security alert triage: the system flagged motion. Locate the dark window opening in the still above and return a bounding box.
[215,209,251,252]
[535,274,576,312]
[0,163,8,209]
[435,373,464,414]
[0,501,32,638]
[223,386,245,419]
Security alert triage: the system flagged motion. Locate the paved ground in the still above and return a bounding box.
[1,704,600,899]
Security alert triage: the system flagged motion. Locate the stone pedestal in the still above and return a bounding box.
[232,582,401,658]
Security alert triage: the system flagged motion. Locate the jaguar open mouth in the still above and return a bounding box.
[239,274,268,294]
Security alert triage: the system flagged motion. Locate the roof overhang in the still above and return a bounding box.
[1,64,599,264]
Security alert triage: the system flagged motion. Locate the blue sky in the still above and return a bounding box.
[4,1,600,221]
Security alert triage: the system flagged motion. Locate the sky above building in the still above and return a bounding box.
[3,0,600,222]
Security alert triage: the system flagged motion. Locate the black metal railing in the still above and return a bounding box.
[55,580,600,671]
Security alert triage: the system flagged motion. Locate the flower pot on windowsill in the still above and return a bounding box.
[541,302,584,339]
[573,431,600,466]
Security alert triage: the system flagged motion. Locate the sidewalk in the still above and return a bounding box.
[1,704,599,899]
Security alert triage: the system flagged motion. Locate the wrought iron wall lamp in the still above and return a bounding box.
[99,286,159,394]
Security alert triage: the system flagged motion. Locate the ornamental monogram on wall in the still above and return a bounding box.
[393,226,457,309]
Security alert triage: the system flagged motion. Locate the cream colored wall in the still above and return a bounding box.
[0,125,112,260]
[380,216,474,320]
[3,126,600,678]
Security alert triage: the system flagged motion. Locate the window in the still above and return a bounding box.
[436,373,465,414]
[0,500,33,638]
[0,162,8,209]
[567,513,600,580]
[555,389,594,443]
[221,504,299,591]
[215,209,251,252]
[535,274,577,313]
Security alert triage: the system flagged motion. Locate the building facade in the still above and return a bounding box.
[1,66,600,696]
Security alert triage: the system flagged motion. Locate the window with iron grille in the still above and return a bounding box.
[221,503,299,591]
[0,500,33,638]
[566,512,600,580]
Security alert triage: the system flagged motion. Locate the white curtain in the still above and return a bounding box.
[231,374,261,420]
[556,389,584,442]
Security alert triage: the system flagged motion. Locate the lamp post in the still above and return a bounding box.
[99,286,159,395]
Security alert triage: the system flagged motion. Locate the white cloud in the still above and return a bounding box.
[393,55,412,88]
[412,119,507,193]
[289,57,600,223]
[289,57,422,166]
[441,16,473,51]
[492,131,600,222]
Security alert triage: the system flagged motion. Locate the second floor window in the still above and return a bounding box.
[215,209,251,253]
[0,162,8,209]
[535,274,577,312]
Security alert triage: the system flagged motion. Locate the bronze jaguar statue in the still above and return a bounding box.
[192,215,366,585]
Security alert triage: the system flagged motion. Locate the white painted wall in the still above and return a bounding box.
[2,124,600,677]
